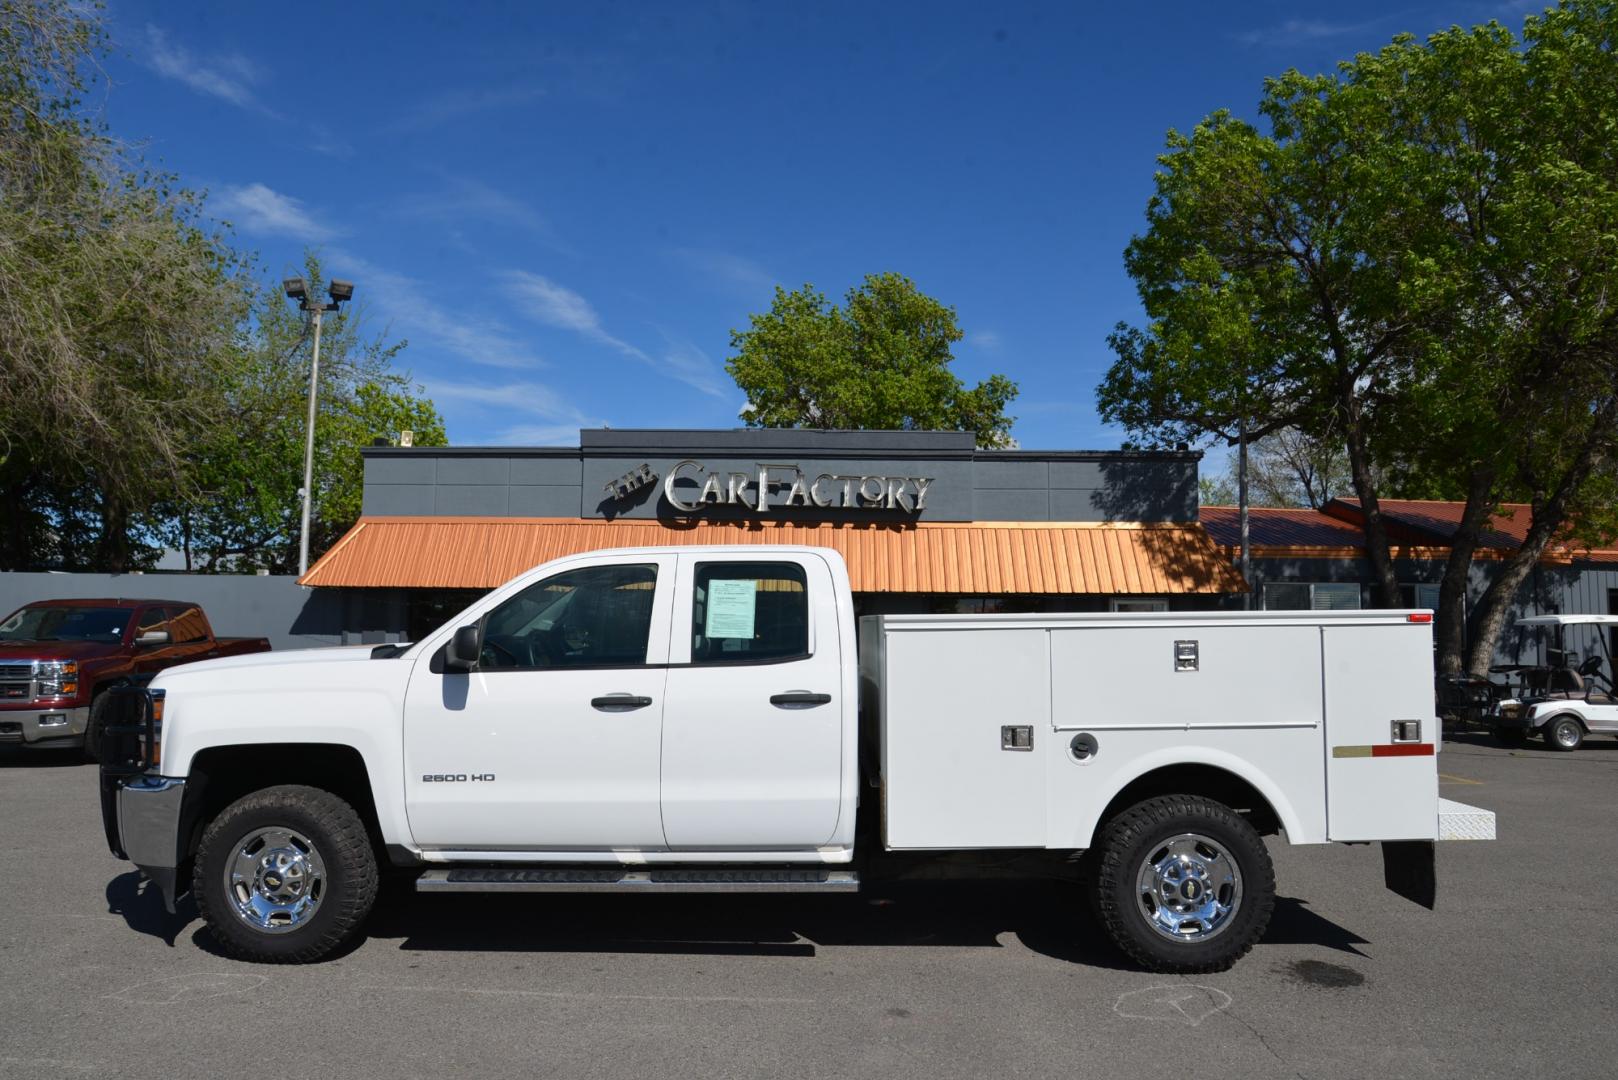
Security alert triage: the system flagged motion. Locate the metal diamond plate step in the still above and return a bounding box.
[1438,798,1496,841]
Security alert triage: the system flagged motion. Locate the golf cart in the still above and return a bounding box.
[1490,614,1618,751]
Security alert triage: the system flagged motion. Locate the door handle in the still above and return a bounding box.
[770,691,832,708]
[591,693,653,711]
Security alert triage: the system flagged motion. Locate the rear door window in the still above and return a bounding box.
[165,606,210,644]
[690,562,809,664]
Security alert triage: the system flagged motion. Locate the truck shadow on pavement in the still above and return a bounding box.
[358,881,1368,968]
[105,871,196,947]
[0,749,89,768]
[102,874,1367,966]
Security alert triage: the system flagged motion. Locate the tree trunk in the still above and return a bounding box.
[1340,402,1401,608]
[0,477,36,570]
[1433,467,1496,675]
[1466,535,1551,677]
[1465,416,1615,676]
[94,494,131,573]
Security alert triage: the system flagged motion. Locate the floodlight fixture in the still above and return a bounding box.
[327,279,354,304]
[283,277,308,301]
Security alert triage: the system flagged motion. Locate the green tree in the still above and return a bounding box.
[727,273,1018,448]
[1199,430,1351,510]
[164,254,447,572]
[1100,3,1618,674]
[0,0,253,570]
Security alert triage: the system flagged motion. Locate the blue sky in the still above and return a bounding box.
[100,1,1543,449]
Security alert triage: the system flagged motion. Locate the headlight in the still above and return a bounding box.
[37,660,79,698]
[138,690,164,769]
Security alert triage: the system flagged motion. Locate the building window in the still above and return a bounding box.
[1609,588,1617,660]
[1110,597,1169,613]
[1262,582,1362,611]
[1399,583,1443,610]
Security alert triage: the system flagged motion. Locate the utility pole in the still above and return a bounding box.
[282,277,355,576]
[1237,417,1251,610]
[298,304,324,577]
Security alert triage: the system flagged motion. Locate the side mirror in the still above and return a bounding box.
[445,624,482,672]
[135,630,171,646]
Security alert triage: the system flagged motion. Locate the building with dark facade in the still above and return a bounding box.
[301,429,1245,639]
[297,430,1618,668]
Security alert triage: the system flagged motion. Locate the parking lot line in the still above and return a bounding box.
[1438,772,1483,785]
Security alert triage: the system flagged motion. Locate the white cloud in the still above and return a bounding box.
[968,329,1002,352]
[214,183,336,242]
[494,424,591,446]
[505,272,603,335]
[1233,18,1377,48]
[668,248,777,298]
[308,125,354,159]
[398,176,554,239]
[504,271,727,397]
[326,249,542,372]
[657,335,730,398]
[142,26,275,115]
[383,85,545,135]
[420,379,603,446]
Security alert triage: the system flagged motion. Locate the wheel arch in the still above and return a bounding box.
[1092,761,1290,846]
[1541,710,1589,732]
[179,743,383,867]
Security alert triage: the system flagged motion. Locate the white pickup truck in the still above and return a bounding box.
[95,545,1493,972]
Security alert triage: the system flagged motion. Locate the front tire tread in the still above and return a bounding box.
[193,784,378,963]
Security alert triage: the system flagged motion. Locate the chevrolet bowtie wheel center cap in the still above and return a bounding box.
[1136,834,1244,943]
[226,827,328,934]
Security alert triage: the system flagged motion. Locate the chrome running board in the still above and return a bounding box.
[416,867,860,894]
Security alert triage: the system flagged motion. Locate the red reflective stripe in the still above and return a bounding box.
[1371,743,1435,757]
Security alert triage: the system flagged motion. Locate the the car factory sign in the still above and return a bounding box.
[661,459,934,514]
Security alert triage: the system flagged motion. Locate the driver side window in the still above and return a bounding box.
[480,564,658,671]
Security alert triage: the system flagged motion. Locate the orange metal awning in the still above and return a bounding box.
[300,517,1246,595]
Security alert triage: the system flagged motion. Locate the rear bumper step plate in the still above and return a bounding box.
[1438,798,1496,841]
[417,867,860,893]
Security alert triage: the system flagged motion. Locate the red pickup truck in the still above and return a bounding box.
[0,598,270,751]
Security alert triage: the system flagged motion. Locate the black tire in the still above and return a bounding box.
[194,785,378,963]
[1089,795,1275,973]
[83,692,112,762]
[1492,726,1528,746]
[1543,716,1585,752]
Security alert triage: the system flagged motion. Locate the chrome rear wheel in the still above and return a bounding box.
[1134,832,1243,942]
[1090,794,1275,972]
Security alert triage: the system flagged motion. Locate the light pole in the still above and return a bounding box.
[283,277,355,576]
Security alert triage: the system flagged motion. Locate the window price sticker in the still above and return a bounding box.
[705,579,757,639]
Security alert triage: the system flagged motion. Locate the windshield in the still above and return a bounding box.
[0,606,133,645]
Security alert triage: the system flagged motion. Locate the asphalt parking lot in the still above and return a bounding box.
[1,736,1613,1080]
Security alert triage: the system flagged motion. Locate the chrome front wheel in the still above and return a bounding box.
[1134,832,1243,942]
[223,826,328,934]
[195,785,378,963]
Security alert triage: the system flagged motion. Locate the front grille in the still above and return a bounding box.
[0,661,36,704]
